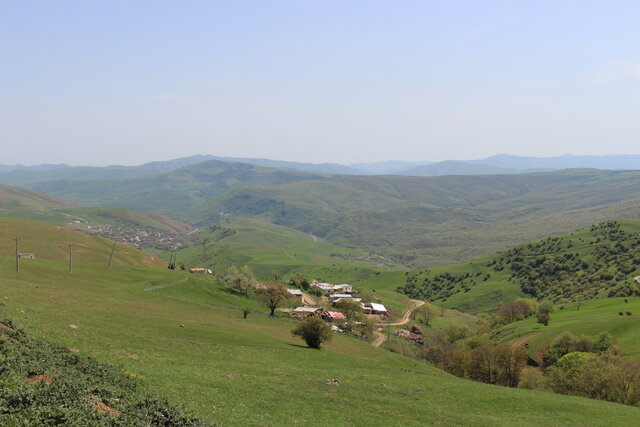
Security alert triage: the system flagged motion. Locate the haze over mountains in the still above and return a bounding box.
[3,154,640,267]
[2,154,640,185]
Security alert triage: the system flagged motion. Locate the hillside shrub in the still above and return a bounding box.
[291,317,332,349]
[0,318,211,426]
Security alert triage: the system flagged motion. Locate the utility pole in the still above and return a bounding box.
[68,244,73,273]
[108,243,115,267]
[14,237,20,272]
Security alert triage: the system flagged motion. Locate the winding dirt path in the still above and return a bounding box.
[372,300,426,348]
[511,332,543,350]
[372,331,387,348]
[377,300,426,327]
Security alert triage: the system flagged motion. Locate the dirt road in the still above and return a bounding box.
[371,299,426,347]
[377,300,426,327]
[301,292,315,306]
[372,331,387,347]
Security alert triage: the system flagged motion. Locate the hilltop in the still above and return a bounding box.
[29,159,324,219]
[177,216,402,279]
[397,220,640,313]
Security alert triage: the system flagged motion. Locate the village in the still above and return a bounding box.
[77,224,184,251]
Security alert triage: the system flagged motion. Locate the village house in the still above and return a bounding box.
[287,289,303,297]
[291,306,324,319]
[395,329,425,345]
[362,302,388,316]
[323,311,347,322]
[189,268,212,274]
[333,284,353,293]
[329,293,352,302]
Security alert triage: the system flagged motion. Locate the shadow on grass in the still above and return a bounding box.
[286,343,320,350]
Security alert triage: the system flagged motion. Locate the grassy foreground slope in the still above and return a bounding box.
[1,224,639,424]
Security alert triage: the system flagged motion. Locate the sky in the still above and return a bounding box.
[2,0,640,166]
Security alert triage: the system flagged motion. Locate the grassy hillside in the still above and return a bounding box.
[495,297,640,362]
[177,217,401,279]
[2,246,639,425]
[0,184,80,212]
[30,160,323,219]
[397,220,640,314]
[0,183,194,238]
[24,163,640,266]
[0,217,163,268]
[198,169,640,266]
[0,317,208,425]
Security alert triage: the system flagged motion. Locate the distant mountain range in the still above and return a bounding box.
[2,154,640,184]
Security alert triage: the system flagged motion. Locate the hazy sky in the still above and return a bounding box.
[2,1,640,166]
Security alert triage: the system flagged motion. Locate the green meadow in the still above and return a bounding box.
[495,297,640,361]
[1,219,640,425]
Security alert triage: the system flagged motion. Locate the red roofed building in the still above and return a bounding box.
[323,311,347,322]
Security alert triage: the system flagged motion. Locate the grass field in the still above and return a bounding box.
[2,221,640,424]
[177,217,403,279]
[495,297,640,361]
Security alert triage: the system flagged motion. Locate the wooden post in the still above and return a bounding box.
[68,244,73,273]
[108,243,115,267]
[14,237,20,272]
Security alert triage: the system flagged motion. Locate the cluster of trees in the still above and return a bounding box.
[419,332,528,388]
[493,298,554,326]
[515,331,640,407]
[398,270,485,301]
[397,220,640,305]
[497,221,640,302]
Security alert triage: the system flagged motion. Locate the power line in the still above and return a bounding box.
[14,237,20,272]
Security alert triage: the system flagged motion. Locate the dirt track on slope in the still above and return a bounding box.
[378,300,426,327]
[372,300,426,348]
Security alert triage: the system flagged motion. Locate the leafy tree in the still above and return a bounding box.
[334,299,362,320]
[593,331,614,353]
[258,281,291,316]
[242,307,251,319]
[223,266,255,295]
[291,317,333,349]
[289,274,310,290]
[536,311,550,326]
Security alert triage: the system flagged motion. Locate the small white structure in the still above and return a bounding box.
[330,293,352,301]
[362,303,388,316]
[334,284,353,293]
[18,253,35,259]
[287,289,303,297]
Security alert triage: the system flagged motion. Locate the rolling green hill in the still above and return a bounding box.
[397,220,640,314]
[0,217,164,267]
[199,169,640,266]
[18,163,640,267]
[2,228,639,425]
[494,297,640,362]
[177,217,402,279]
[30,159,324,219]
